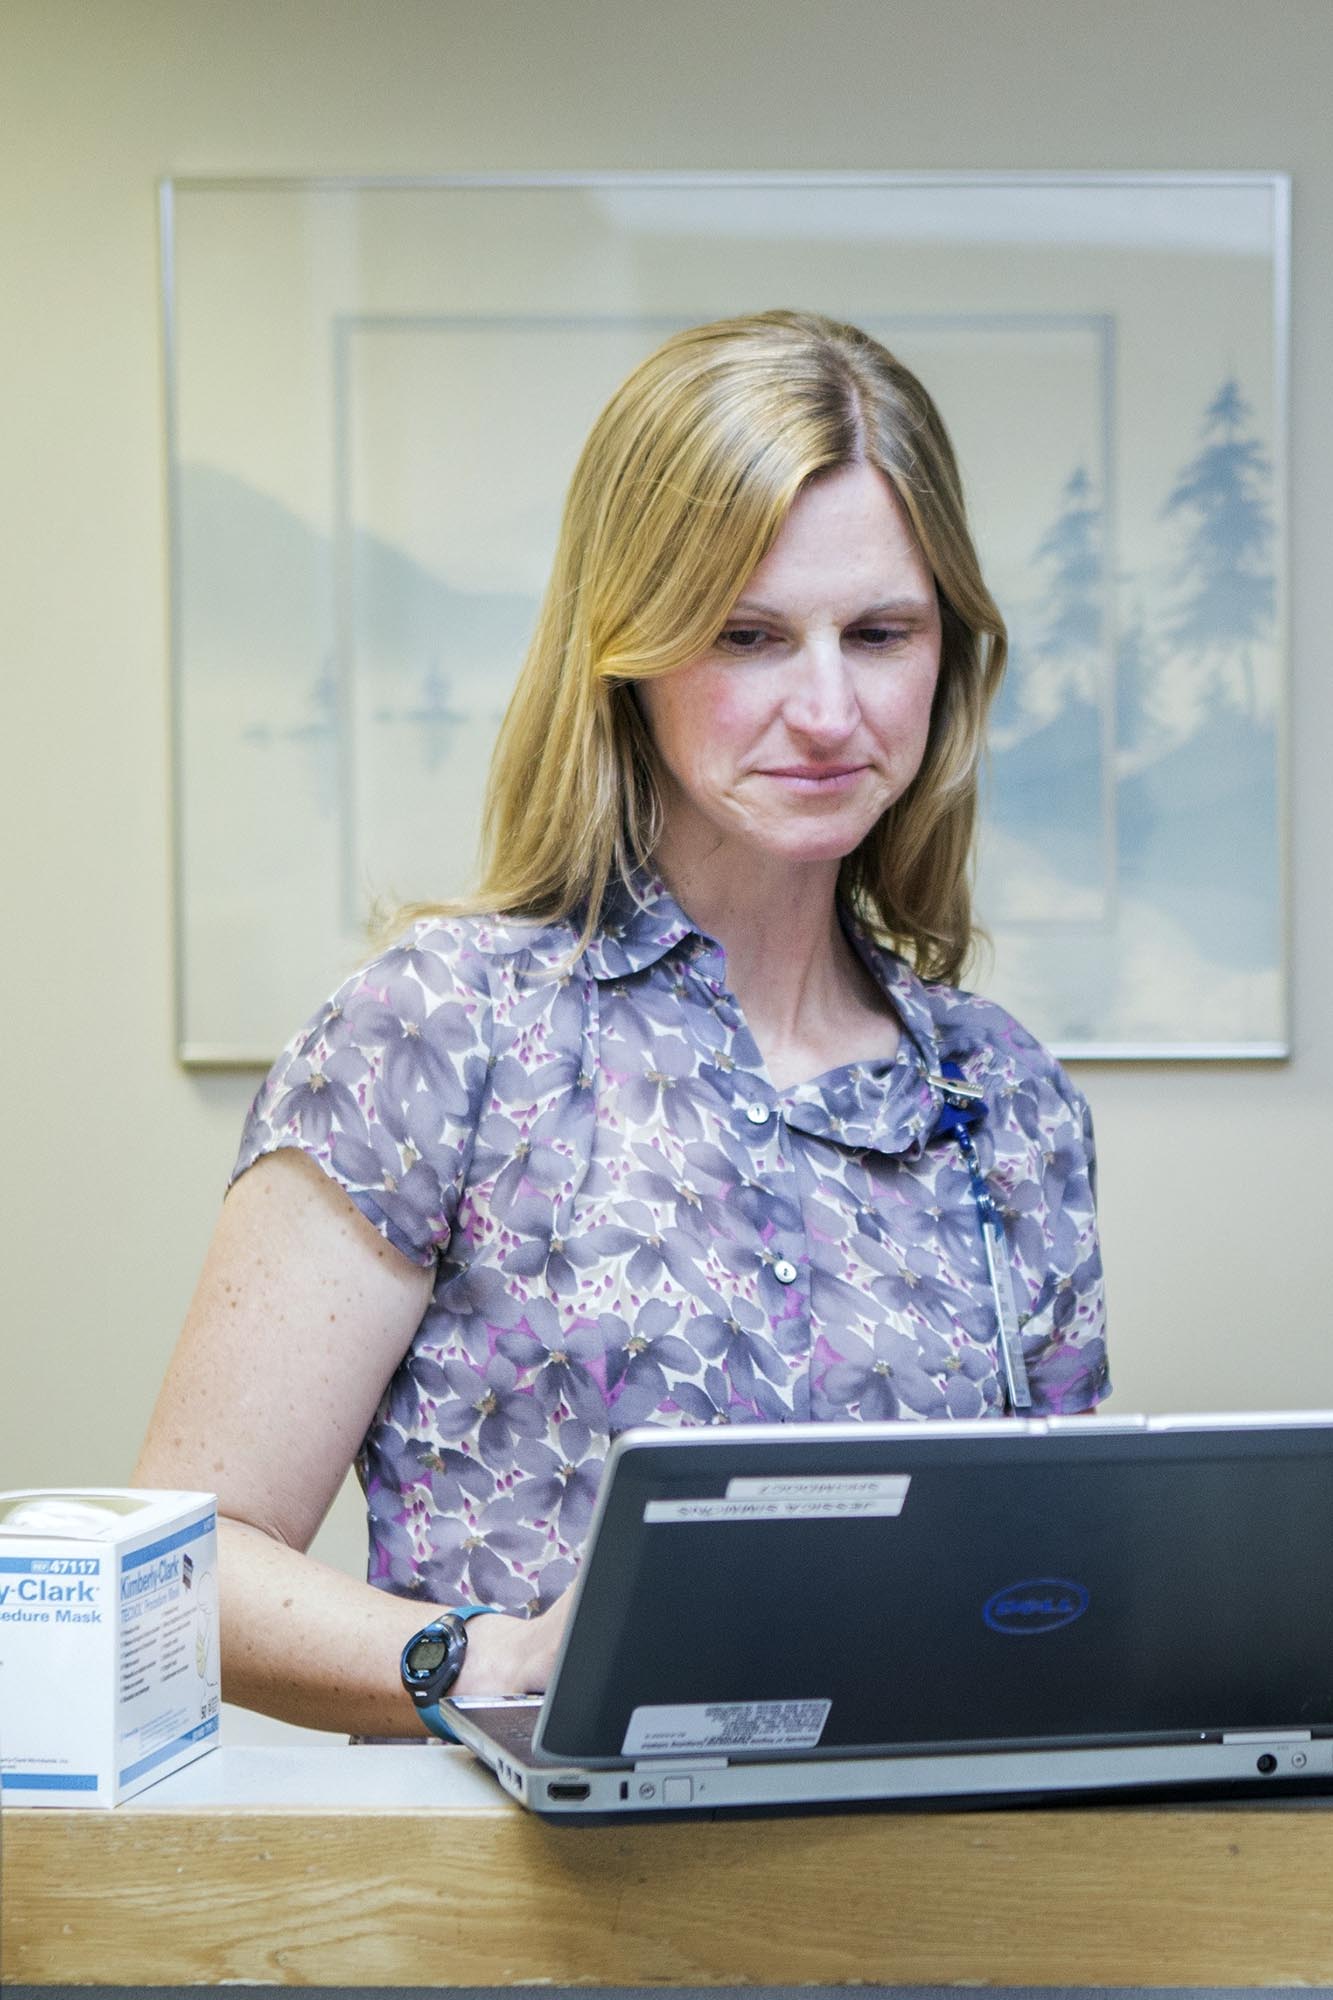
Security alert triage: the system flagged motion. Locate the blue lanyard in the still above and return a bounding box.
[928,1063,1032,1413]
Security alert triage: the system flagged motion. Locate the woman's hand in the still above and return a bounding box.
[455,1589,575,1699]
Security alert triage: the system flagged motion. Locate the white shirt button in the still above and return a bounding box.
[745,1101,771,1125]
[773,1259,799,1285]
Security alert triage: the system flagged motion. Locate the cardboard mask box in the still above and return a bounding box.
[0,1488,219,1807]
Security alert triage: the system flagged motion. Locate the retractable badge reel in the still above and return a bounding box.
[928,1062,1032,1413]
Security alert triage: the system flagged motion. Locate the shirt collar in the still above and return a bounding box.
[579,875,969,1147]
[840,912,945,1082]
[817,915,952,1157]
[578,872,699,982]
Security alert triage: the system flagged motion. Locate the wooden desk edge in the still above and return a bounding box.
[7,1799,1333,1987]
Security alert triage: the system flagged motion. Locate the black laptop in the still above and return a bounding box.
[441,1412,1333,1815]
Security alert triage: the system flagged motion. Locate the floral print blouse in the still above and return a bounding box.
[235,877,1108,1615]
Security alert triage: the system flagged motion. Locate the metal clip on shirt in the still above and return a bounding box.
[927,1064,1033,1414]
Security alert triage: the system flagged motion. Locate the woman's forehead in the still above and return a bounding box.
[733,464,934,609]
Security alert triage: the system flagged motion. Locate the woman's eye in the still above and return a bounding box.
[851,625,907,649]
[717,627,771,653]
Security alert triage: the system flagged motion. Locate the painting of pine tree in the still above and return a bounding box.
[1162,379,1276,719]
[978,369,1281,1049]
[986,465,1110,926]
[1114,379,1279,980]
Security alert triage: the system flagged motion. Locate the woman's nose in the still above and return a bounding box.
[784,644,859,740]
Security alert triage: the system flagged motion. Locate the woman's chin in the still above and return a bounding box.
[733,826,874,875]
[758,805,884,862]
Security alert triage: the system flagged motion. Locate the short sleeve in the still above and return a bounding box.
[1020,1069,1110,1416]
[231,921,494,1266]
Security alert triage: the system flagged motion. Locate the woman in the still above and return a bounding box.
[135,310,1108,1738]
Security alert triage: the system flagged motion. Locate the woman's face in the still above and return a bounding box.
[637,462,942,883]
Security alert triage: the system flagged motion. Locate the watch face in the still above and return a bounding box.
[401,1616,468,1707]
[405,1632,450,1678]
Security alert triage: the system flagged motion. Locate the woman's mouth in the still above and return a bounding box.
[760,764,868,792]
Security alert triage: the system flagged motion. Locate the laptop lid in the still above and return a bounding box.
[528,1413,1333,1767]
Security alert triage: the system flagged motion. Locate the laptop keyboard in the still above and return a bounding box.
[459,1702,541,1755]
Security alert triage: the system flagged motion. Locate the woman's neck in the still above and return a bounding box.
[653,845,897,1088]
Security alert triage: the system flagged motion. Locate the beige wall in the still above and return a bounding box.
[4,0,1332,1737]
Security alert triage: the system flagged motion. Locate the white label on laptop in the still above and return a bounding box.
[644,1475,909,1524]
[622,1698,832,1756]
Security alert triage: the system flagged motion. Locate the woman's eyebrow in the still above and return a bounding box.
[848,598,936,619]
[726,595,935,621]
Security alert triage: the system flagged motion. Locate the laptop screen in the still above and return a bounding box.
[536,1421,1333,1763]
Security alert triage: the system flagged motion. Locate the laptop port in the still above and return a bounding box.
[546,1780,591,1802]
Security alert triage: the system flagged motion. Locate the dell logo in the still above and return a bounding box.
[983,1578,1089,1635]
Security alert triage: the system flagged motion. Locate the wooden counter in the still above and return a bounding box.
[6,1746,1333,1987]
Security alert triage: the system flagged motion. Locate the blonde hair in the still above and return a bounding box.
[406,310,1006,984]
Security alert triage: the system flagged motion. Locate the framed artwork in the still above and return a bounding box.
[162,173,1288,1064]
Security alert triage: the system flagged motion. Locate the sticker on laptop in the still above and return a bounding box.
[644,1475,910,1524]
[622,1698,832,1756]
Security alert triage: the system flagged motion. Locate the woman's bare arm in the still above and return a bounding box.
[134,1149,568,1736]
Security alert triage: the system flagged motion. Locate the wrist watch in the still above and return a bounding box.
[401,1605,498,1741]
